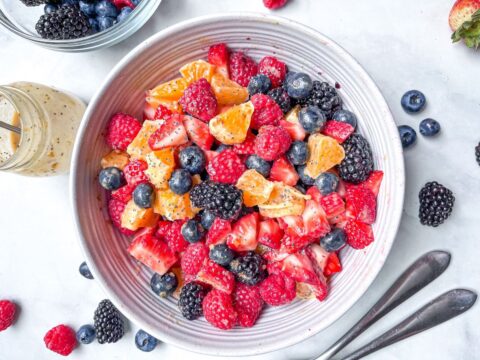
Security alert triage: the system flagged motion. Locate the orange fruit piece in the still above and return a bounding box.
[145,96,183,117]
[179,60,216,84]
[211,74,249,105]
[209,101,254,145]
[236,169,275,207]
[145,148,175,190]
[258,182,309,218]
[305,133,345,179]
[148,78,189,101]
[153,188,198,221]
[127,120,162,161]
[101,150,130,170]
[121,200,159,231]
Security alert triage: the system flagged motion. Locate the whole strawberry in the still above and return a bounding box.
[179,78,218,122]
[229,52,258,87]
[254,125,292,161]
[450,0,480,48]
[105,113,141,151]
[44,324,77,356]
[0,300,16,331]
[203,289,238,330]
[206,149,246,184]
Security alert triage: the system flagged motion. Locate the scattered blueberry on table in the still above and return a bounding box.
[419,118,441,137]
[76,324,96,344]
[398,125,417,148]
[79,261,94,279]
[401,90,426,113]
[135,330,158,352]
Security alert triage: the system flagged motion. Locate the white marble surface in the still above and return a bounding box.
[1,0,479,359]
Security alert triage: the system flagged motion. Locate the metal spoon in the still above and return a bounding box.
[314,250,451,360]
[0,121,21,134]
[339,289,477,360]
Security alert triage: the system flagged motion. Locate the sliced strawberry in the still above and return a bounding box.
[278,215,305,238]
[204,150,218,165]
[306,186,323,203]
[206,218,232,246]
[269,156,299,186]
[305,243,329,273]
[302,200,331,238]
[197,259,235,294]
[111,184,135,203]
[363,170,384,197]
[321,120,354,143]
[184,115,214,150]
[233,132,256,155]
[279,119,306,141]
[306,275,329,301]
[280,234,315,254]
[320,192,346,219]
[127,234,178,275]
[208,43,229,78]
[324,252,342,277]
[300,247,329,301]
[143,101,156,121]
[281,253,318,284]
[261,248,290,263]
[344,220,374,249]
[258,219,283,249]
[345,186,376,224]
[329,212,348,227]
[154,104,173,121]
[148,115,189,150]
[337,178,347,198]
[226,213,259,252]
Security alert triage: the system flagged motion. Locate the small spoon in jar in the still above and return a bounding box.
[0,121,21,134]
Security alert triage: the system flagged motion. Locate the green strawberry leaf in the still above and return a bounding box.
[451,9,480,49]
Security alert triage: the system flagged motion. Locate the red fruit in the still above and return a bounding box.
[203,289,238,330]
[143,102,156,120]
[258,56,287,88]
[197,260,235,294]
[344,220,374,249]
[181,243,208,276]
[153,104,173,121]
[226,213,259,252]
[305,243,330,274]
[232,132,256,155]
[105,113,141,151]
[179,78,218,122]
[263,0,288,10]
[281,253,318,284]
[258,219,283,249]
[279,119,306,141]
[111,184,135,203]
[259,273,296,306]
[363,170,384,197]
[262,248,290,263]
[324,252,342,277]
[269,156,299,186]
[208,43,229,78]
[44,325,77,356]
[0,300,16,331]
[206,149,246,184]
[345,186,377,224]
[307,275,329,301]
[112,0,135,9]
[184,116,214,150]
[449,0,480,29]
[127,233,178,275]
[148,115,189,150]
[322,121,354,143]
[156,220,189,253]
[228,51,258,87]
[233,283,264,327]
[306,186,323,203]
[280,233,315,254]
[206,218,232,246]
[107,199,135,235]
[204,150,218,165]
[254,125,292,161]
[250,94,283,129]
[302,200,331,238]
[320,192,346,219]
[123,159,149,186]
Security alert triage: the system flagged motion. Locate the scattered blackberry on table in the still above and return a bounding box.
[36,4,91,40]
[398,125,417,148]
[209,244,235,267]
[267,87,292,113]
[79,261,94,279]
[476,142,480,166]
[419,181,455,227]
[93,299,125,344]
[150,272,178,298]
[401,90,426,113]
[298,81,343,119]
[135,330,158,352]
[178,282,208,320]
[229,252,267,285]
[190,181,243,220]
[20,0,45,6]
[338,133,374,184]
[76,324,96,345]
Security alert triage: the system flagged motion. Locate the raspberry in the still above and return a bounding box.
[263,0,288,9]
[105,113,141,151]
[179,78,218,122]
[229,52,258,87]
[344,219,374,249]
[156,220,189,253]
[123,160,149,186]
[153,104,173,121]
[181,242,208,275]
[111,184,134,203]
[0,300,16,331]
[233,284,264,327]
[232,133,256,155]
[259,273,296,306]
[258,56,287,88]
[202,289,238,330]
[206,149,246,184]
[108,199,135,236]
[250,94,284,129]
[44,324,77,356]
[254,125,292,161]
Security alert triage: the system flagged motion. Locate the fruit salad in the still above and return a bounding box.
[98,43,384,330]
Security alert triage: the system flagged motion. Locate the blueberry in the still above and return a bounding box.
[179,146,206,174]
[320,228,346,252]
[168,169,192,195]
[133,183,154,208]
[76,324,96,344]
[299,105,326,133]
[285,72,313,100]
[419,118,440,137]
[332,109,357,128]
[117,6,133,22]
[245,154,271,177]
[401,90,426,113]
[135,330,158,352]
[79,0,95,16]
[181,219,205,243]
[150,272,178,298]
[247,74,272,95]
[44,4,58,14]
[398,125,417,148]
[201,210,216,230]
[98,167,124,190]
[131,0,141,4]
[79,261,94,279]
[297,165,315,186]
[88,17,99,33]
[286,141,308,165]
[314,173,339,196]
[97,16,116,31]
[209,244,234,266]
[215,144,231,153]
[95,0,118,17]
[61,0,79,4]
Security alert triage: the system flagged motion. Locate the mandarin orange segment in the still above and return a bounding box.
[145,96,183,115]
[209,101,254,145]
[236,169,274,207]
[148,78,189,101]
[305,133,345,178]
[127,120,162,161]
[179,60,216,84]
[258,182,309,218]
[285,105,301,123]
[101,150,130,170]
[153,188,198,221]
[121,200,159,231]
[211,74,249,105]
[145,148,175,190]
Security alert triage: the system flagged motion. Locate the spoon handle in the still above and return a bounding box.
[0,121,21,134]
[315,250,451,360]
[340,289,477,360]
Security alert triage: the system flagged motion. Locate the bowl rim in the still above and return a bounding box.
[70,12,405,356]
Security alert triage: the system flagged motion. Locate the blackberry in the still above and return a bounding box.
[20,0,45,6]
[178,282,207,320]
[298,81,342,119]
[338,134,374,184]
[35,4,91,40]
[267,88,292,113]
[475,142,480,166]
[229,252,267,285]
[190,181,243,220]
[93,300,124,344]
[419,182,455,227]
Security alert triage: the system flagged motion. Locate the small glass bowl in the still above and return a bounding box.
[0,0,162,52]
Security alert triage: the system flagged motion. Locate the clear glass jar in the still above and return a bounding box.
[0,82,85,176]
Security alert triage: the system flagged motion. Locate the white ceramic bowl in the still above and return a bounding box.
[71,13,405,356]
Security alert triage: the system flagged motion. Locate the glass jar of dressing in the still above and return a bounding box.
[0,82,85,176]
